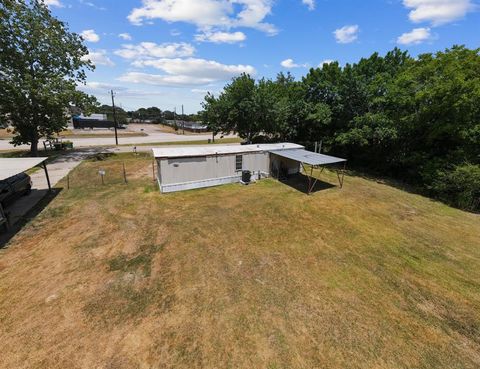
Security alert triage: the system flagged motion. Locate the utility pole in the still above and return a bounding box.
[111,90,118,146]
[181,104,185,135]
[174,107,177,131]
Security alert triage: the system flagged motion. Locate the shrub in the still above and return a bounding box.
[431,164,480,212]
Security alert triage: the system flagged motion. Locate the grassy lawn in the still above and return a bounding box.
[0,153,479,369]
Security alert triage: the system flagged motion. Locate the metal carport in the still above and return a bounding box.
[269,149,347,194]
[0,157,51,230]
[0,157,51,189]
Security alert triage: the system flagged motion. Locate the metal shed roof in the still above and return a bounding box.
[152,143,303,159]
[0,157,48,180]
[269,149,346,166]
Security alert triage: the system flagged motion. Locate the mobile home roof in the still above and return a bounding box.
[152,143,303,159]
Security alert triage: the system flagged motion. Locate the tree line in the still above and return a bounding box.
[202,46,480,212]
[91,105,200,124]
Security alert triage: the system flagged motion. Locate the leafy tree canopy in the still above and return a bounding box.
[0,0,97,155]
[201,46,480,211]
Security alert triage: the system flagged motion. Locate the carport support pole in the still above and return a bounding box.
[300,162,312,195]
[336,161,347,189]
[42,162,51,192]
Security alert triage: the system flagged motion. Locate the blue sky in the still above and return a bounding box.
[45,0,479,113]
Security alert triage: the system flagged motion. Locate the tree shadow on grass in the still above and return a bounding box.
[277,173,337,194]
[0,188,62,249]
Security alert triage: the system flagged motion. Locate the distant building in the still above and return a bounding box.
[72,114,123,129]
[77,113,108,121]
[164,120,208,132]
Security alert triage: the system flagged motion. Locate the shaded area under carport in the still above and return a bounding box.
[278,172,337,194]
[269,149,347,195]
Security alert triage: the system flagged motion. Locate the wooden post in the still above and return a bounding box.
[152,159,155,181]
[123,162,127,184]
[67,174,70,190]
[42,162,51,192]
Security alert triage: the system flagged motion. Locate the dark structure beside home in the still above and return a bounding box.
[72,114,125,129]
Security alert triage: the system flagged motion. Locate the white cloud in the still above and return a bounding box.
[80,29,100,43]
[127,0,277,35]
[195,31,246,43]
[81,49,115,66]
[115,42,195,59]
[131,58,256,80]
[118,58,255,87]
[397,27,432,45]
[302,0,315,10]
[403,0,475,26]
[79,81,126,92]
[334,25,359,44]
[318,59,334,67]
[280,58,307,68]
[118,72,216,87]
[79,0,106,10]
[78,82,166,98]
[118,33,132,40]
[191,88,211,94]
[43,0,63,7]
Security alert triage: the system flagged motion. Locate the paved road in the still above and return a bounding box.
[0,130,234,151]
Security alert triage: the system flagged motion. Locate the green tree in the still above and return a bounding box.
[0,0,97,155]
[97,104,128,124]
[202,74,262,142]
[201,92,223,140]
[205,46,479,211]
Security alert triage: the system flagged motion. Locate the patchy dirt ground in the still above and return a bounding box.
[1,154,479,369]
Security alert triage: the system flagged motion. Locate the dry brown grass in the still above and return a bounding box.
[0,128,13,139]
[0,153,479,369]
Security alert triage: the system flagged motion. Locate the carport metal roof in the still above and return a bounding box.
[0,157,48,180]
[0,157,52,230]
[269,149,346,166]
[269,149,347,195]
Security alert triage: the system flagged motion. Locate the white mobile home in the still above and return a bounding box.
[152,143,304,193]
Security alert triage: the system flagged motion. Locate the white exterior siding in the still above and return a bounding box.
[158,152,272,192]
[153,143,304,193]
